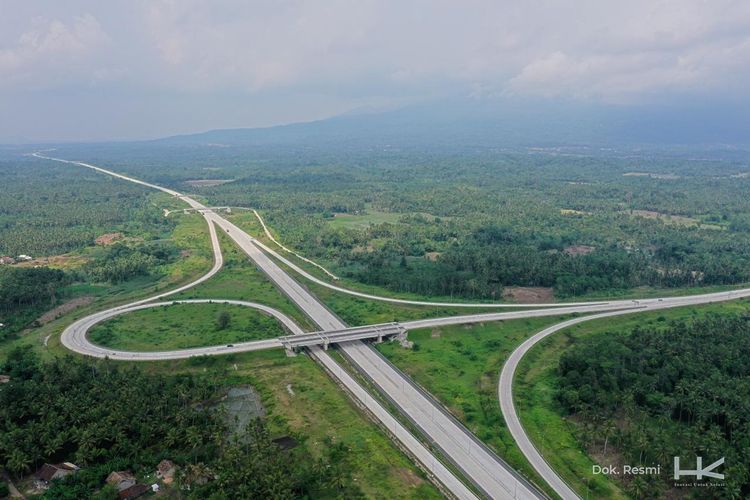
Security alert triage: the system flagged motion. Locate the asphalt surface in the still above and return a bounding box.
[36,152,750,499]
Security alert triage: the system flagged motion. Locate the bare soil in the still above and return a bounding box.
[14,254,88,269]
[502,286,555,304]
[563,245,596,256]
[36,296,95,325]
[95,232,124,245]
[424,251,442,262]
[184,179,233,187]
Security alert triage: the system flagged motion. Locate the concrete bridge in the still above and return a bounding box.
[279,322,407,354]
[164,206,253,216]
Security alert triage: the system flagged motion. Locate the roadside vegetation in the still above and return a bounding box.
[173,230,314,330]
[556,307,750,497]
[89,303,286,351]
[376,317,569,496]
[516,300,750,499]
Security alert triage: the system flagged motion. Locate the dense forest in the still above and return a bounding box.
[0,267,71,340]
[4,145,750,299]
[557,314,750,497]
[202,148,750,298]
[0,157,174,258]
[0,348,362,499]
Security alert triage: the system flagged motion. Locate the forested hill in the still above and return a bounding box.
[154,97,750,150]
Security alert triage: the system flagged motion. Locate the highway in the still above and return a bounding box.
[37,153,481,500]
[35,151,750,499]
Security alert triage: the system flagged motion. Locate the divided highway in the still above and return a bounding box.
[36,153,487,500]
[35,152,750,499]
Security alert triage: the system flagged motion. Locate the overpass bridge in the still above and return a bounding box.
[164,206,253,216]
[280,322,407,354]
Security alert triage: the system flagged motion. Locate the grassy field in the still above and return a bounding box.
[173,229,315,330]
[514,299,750,499]
[88,302,286,351]
[132,349,443,499]
[376,317,569,497]
[305,280,518,326]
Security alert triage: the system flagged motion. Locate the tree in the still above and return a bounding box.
[216,311,231,330]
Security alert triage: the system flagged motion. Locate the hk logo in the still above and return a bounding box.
[673,456,725,480]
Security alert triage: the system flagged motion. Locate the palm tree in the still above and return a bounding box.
[602,420,616,455]
[6,449,31,477]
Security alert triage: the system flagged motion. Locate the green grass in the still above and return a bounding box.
[515,299,750,499]
[88,302,286,351]
[377,317,569,497]
[129,349,443,499]
[306,280,517,326]
[173,230,314,330]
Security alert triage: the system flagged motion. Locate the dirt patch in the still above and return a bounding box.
[560,209,590,216]
[563,245,595,256]
[95,232,124,246]
[502,287,554,304]
[390,466,425,488]
[185,179,233,187]
[14,254,88,270]
[424,251,442,262]
[36,296,95,325]
[351,245,374,254]
[430,328,441,338]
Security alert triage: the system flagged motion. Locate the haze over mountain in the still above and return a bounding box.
[157,97,750,150]
[2,1,749,143]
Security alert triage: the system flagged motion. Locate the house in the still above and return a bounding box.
[35,463,80,487]
[118,483,150,500]
[0,375,9,384]
[156,459,176,484]
[0,256,14,265]
[106,470,136,492]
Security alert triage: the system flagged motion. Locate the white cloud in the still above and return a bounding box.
[0,13,109,88]
[2,0,750,140]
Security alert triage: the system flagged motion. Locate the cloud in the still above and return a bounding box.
[0,13,109,88]
[2,1,750,140]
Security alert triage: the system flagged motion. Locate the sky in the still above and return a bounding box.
[1,0,749,142]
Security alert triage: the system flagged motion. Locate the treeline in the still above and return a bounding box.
[84,242,177,284]
[0,267,70,311]
[0,267,71,340]
[0,348,363,498]
[557,314,750,497]
[340,223,750,298]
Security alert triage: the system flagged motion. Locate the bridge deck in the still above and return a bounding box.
[280,322,406,349]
